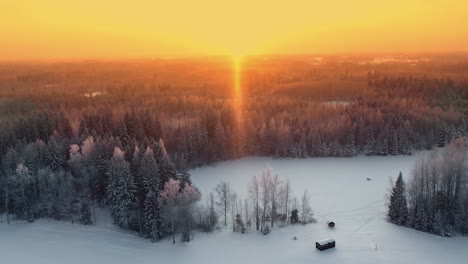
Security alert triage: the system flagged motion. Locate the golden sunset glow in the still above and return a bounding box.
[233,55,244,129]
[1,0,468,60]
[233,56,242,99]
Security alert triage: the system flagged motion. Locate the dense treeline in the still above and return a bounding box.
[1,55,468,240]
[1,96,465,168]
[388,138,468,236]
[0,128,202,242]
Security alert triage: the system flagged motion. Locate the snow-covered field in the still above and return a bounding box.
[2,154,468,264]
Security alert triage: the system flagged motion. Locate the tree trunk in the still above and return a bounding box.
[224,200,227,227]
[271,205,275,228]
[285,186,289,220]
[92,200,96,225]
[255,195,259,230]
[5,185,9,224]
[138,208,143,237]
[172,218,175,244]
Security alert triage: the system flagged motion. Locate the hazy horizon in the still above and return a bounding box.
[2,51,468,63]
[2,0,468,60]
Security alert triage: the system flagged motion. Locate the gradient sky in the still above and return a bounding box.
[1,0,468,60]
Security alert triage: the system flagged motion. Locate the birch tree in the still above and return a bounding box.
[215,181,231,227]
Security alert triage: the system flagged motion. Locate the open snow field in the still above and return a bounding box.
[2,154,468,264]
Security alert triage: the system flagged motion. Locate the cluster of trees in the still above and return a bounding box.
[57,97,466,167]
[0,125,202,242]
[204,167,314,235]
[4,95,463,170]
[388,138,468,236]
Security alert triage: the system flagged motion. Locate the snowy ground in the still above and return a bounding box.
[2,154,468,264]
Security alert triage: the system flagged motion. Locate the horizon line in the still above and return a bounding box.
[2,51,468,63]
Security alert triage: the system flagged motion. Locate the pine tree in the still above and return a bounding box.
[154,139,177,187]
[59,113,74,139]
[235,213,245,233]
[389,131,399,155]
[364,129,376,156]
[290,209,299,224]
[46,136,65,172]
[79,200,92,225]
[117,120,129,146]
[92,141,111,206]
[380,138,389,156]
[388,172,408,225]
[107,147,136,228]
[144,190,161,241]
[140,147,162,241]
[176,156,192,187]
[344,133,357,157]
[437,126,448,147]
[11,163,34,221]
[213,120,227,160]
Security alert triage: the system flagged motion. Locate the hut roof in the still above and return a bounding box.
[316,238,335,245]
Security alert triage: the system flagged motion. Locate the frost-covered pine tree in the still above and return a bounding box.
[235,213,245,233]
[364,129,376,156]
[46,136,65,172]
[290,209,299,224]
[344,133,357,157]
[213,120,227,159]
[389,131,399,155]
[11,163,34,221]
[437,126,449,147]
[154,139,177,186]
[79,200,92,225]
[144,189,161,241]
[380,138,389,156]
[139,147,163,240]
[107,147,136,229]
[176,156,192,187]
[388,172,408,225]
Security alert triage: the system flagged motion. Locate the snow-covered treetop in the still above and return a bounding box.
[113,147,125,160]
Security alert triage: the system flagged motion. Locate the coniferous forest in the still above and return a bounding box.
[1,55,468,241]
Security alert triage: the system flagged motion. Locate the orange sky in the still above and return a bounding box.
[1,0,468,60]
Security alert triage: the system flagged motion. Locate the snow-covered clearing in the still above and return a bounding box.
[2,154,468,264]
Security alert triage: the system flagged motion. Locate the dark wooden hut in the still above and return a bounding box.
[316,238,336,251]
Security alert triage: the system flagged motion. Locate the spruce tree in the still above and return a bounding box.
[176,156,192,187]
[290,209,299,224]
[154,139,177,187]
[389,131,399,155]
[107,148,136,229]
[388,172,408,225]
[344,133,357,157]
[79,200,92,225]
[140,148,162,240]
[364,129,376,156]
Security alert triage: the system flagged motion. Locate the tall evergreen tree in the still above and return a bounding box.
[107,147,136,229]
[140,147,162,241]
[388,172,408,225]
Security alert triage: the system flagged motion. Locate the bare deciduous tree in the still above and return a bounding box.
[269,174,281,227]
[300,189,313,224]
[248,175,260,230]
[215,181,231,228]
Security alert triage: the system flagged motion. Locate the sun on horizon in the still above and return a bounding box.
[1,0,468,60]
